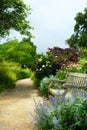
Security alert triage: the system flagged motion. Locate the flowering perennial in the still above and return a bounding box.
[32,89,87,130]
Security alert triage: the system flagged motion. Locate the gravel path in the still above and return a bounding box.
[0,78,43,130]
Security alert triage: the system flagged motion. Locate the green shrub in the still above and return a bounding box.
[39,76,50,96]
[55,67,67,80]
[5,62,32,80]
[31,72,40,88]
[0,62,17,91]
[69,66,80,72]
[15,68,32,80]
[35,55,54,80]
[0,61,32,92]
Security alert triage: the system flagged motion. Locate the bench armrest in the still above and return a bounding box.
[48,79,66,89]
[57,79,66,83]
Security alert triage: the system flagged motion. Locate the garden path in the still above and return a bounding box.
[0,78,43,130]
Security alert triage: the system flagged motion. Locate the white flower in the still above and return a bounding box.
[38,58,42,61]
[42,65,45,67]
[49,65,52,67]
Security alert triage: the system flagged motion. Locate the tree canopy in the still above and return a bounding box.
[0,38,37,69]
[66,7,87,48]
[0,0,32,38]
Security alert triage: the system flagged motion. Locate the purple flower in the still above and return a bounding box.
[33,98,37,106]
[79,89,84,98]
[49,95,58,104]
[85,114,87,124]
[84,91,87,99]
[53,117,59,129]
[73,85,78,98]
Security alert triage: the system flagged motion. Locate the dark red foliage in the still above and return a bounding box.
[47,47,80,67]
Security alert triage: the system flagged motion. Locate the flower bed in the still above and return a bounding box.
[32,90,87,130]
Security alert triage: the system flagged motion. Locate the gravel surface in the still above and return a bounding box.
[0,78,43,130]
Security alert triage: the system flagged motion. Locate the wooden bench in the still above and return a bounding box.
[48,72,87,98]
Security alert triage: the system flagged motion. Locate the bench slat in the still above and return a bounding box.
[49,88,66,96]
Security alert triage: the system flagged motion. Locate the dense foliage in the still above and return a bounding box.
[35,54,55,80]
[47,47,80,64]
[0,0,32,38]
[0,37,36,92]
[0,61,32,92]
[0,0,36,92]
[34,47,80,82]
[0,62,16,92]
[66,7,87,48]
[0,38,36,69]
[66,47,87,74]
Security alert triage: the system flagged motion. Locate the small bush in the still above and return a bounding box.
[35,56,54,80]
[39,76,50,96]
[30,72,40,88]
[0,62,17,91]
[15,68,32,80]
[0,61,32,92]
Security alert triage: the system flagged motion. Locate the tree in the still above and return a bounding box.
[0,38,37,69]
[0,0,32,38]
[66,7,87,48]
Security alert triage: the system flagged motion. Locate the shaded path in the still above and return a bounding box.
[0,78,43,130]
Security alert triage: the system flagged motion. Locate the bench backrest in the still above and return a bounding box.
[63,72,87,88]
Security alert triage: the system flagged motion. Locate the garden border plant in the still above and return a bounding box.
[32,88,87,130]
[0,61,32,92]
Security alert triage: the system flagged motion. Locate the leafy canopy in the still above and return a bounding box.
[0,0,32,38]
[0,38,37,69]
[66,7,87,48]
